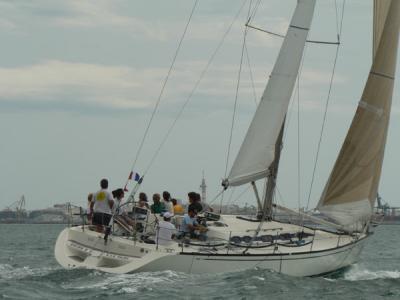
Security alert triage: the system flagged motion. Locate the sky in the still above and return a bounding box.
[0,0,399,211]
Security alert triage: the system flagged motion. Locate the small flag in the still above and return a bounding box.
[123,184,129,192]
[128,171,141,182]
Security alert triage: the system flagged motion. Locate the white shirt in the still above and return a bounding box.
[113,198,125,215]
[162,200,174,214]
[155,220,176,246]
[93,189,113,215]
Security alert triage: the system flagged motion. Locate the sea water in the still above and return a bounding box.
[1,224,400,299]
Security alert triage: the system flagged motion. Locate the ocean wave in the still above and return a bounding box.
[63,270,189,294]
[0,263,55,280]
[344,265,400,281]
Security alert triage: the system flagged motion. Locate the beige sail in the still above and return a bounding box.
[317,0,400,230]
[373,0,391,57]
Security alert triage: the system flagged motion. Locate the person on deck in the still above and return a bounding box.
[112,188,134,232]
[172,198,184,215]
[112,188,125,215]
[86,193,93,224]
[150,193,165,214]
[162,191,174,214]
[180,208,201,238]
[132,193,149,221]
[155,212,176,246]
[138,192,149,209]
[187,192,203,213]
[90,178,114,233]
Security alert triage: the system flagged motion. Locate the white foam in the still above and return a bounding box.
[66,270,187,293]
[344,265,400,281]
[0,264,54,280]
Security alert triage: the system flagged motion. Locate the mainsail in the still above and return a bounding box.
[224,0,316,187]
[317,0,400,230]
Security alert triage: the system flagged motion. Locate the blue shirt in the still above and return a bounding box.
[181,214,198,233]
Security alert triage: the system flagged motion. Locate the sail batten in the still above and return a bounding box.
[318,0,400,230]
[225,0,316,187]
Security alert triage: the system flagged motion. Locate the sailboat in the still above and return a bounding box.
[54,0,399,276]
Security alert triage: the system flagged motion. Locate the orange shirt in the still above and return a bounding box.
[173,204,184,215]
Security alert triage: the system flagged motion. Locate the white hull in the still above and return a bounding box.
[55,216,368,277]
[138,240,366,276]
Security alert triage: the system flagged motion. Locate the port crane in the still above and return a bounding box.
[4,195,27,221]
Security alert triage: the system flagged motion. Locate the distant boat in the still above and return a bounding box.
[55,0,399,276]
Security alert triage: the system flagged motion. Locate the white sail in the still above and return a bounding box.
[225,0,316,187]
[317,0,400,231]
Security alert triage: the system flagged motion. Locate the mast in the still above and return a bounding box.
[263,122,285,219]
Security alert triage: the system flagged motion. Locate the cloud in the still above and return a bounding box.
[0,59,244,114]
[39,1,168,41]
[0,60,151,112]
[0,57,352,116]
[0,18,16,31]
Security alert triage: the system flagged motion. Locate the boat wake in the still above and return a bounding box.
[343,265,400,281]
[63,270,189,294]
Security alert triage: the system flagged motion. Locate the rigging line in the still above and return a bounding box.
[297,63,301,212]
[206,189,225,206]
[245,24,340,45]
[293,40,310,212]
[334,0,340,39]
[221,188,237,211]
[220,24,249,212]
[141,0,249,179]
[243,0,259,106]
[243,176,277,253]
[219,0,253,212]
[282,43,308,145]
[124,0,199,183]
[275,184,286,208]
[305,0,346,211]
[229,185,252,206]
[334,0,339,36]
[249,0,262,21]
[244,42,258,106]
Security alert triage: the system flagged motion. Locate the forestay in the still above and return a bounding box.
[225,0,316,187]
[317,0,400,231]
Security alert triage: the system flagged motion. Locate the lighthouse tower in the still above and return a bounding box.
[200,171,207,203]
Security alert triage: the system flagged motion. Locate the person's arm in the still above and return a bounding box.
[107,191,114,209]
[171,225,177,239]
[187,218,198,230]
[108,199,114,209]
[89,200,94,219]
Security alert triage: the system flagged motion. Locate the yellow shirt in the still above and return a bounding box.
[173,204,184,215]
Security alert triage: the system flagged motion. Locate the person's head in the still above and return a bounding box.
[112,188,124,200]
[100,178,108,189]
[138,200,146,207]
[195,193,201,202]
[139,192,148,202]
[87,193,93,203]
[188,208,197,218]
[162,191,171,201]
[153,193,161,203]
[163,212,173,221]
[188,192,197,203]
[171,198,177,206]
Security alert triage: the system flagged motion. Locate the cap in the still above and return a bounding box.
[163,212,174,218]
